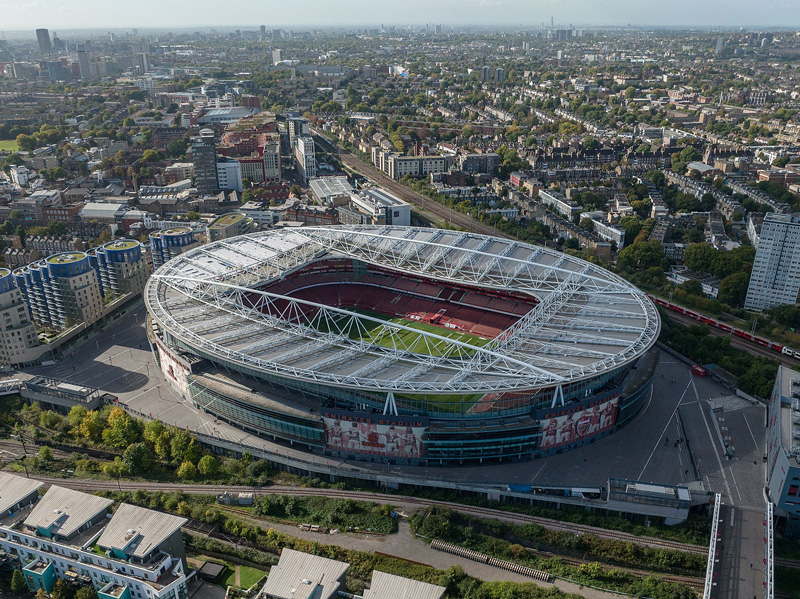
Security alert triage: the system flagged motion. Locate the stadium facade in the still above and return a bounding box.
[145,226,660,465]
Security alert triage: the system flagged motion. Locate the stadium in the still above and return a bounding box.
[145,225,660,465]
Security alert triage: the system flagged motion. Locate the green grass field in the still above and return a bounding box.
[314,307,490,358]
[0,140,19,152]
[310,307,489,413]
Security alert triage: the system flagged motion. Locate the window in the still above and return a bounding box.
[789,485,799,497]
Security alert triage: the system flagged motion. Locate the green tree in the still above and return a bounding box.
[122,442,154,474]
[143,419,173,459]
[197,454,219,476]
[102,407,142,449]
[718,272,750,307]
[39,446,53,461]
[617,240,664,272]
[11,570,27,593]
[79,410,106,443]
[16,134,37,151]
[76,587,99,599]
[141,149,161,162]
[102,457,129,479]
[51,579,75,599]
[177,461,197,479]
[170,429,201,464]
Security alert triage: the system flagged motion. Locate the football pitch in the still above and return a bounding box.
[317,307,490,357]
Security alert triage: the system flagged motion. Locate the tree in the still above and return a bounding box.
[579,217,594,232]
[102,457,129,479]
[289,185,302,198]
[102,407,142,449]
[122,442,154,474]
[141,149,161,162]
[16,134,37,152]
[197,454,219,476]
[36,588,48,599]
[67,405,88,430]
[11,569,27,593]
[186,211,200,221]
[39,446,53,461]
[170,429,201,464]
[76,588,99,599]
[718,272,750,307]
[680,279,704,297]
[123,117,136,127]
[51,579,76,599]
[143,419,172,459]
[582,137,600,150]
[79,410,106,443]
[177,461,197,479]
[617,240,664,272]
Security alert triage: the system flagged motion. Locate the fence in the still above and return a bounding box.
[429,539,551,582]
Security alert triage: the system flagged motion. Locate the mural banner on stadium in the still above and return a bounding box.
[322,410,427,458]
[538,396,620,451]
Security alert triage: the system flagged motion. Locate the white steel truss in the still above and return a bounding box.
[146,226,660,395]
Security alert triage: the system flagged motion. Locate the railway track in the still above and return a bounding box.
[663,309,799,368]
[26,473,706,556]
[314,131,513,240]
[526,547,705,590]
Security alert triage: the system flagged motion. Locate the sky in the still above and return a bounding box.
[2,0,800,32]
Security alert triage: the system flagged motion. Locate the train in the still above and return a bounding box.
[648,295,800,360]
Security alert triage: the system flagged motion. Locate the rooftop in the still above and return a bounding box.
[152,227,193,237]
[209,213,247,228]
[24,485,112,538]
[97,504,187,559]
[103,240,140,251]
[363,571,445,599]
[45,252,85,265]
[259,548,348,599]
[0,473,44,516]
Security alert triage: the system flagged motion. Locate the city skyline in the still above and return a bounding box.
[2,0,800,32]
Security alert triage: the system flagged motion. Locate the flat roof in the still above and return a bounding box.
[0,473,44,515]
[309,177,352,198]
[152,227,193,237]
[46,253,85,264]
[363,571,445,599]
[363,188,408,208]
[97,504,187,559]
[260,548,348,599]
[103,240,140,251]
[25,486,112,538]
[210,213,246,228]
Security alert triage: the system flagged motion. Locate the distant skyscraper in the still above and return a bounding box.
[272,48,283,65]
[137,52,150,74]
[744,213,800,311]
[192,129,219,195]
[715,36,725,56]
[77,47,93,79]
[480,66,491,82]
[260,25,266,37]
[495,67,505,82]
[35,28,51,54]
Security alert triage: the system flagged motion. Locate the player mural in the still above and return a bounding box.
[322,409,427,458]
[538,395,620,451]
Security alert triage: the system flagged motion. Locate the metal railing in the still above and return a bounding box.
[765,501,774,599]
[703,492,722,599]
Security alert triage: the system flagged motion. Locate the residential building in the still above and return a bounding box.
[747,213,764,247]
[0,474,189,599]
[340,189,410,226]
[294,136,316,184]
[539,190,581,219]
[13,252,104,331]
[259,549,348,599]
[309,176,353,205]
[216,157,243,193]
[457,153,500,176]
[191,129,218,195]
[207,213,257,242]
[286,117,309,149]
[363,571,445,599]
[137,52,150,74]
[149,228,199,270]
[10,165,30,187]
[90,240,149,298]
[164,163,194,183]
[0,268,40,366]
[767,366,800,535]
[744,213,800,311]
[580,211,626,249]
[272,49,283,65]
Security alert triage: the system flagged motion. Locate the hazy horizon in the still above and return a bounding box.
[2,0,799,34]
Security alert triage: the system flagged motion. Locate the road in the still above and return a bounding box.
[662,309,798,368]
[312,129,513,239]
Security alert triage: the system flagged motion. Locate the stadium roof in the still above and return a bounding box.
[146,225,659,395]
